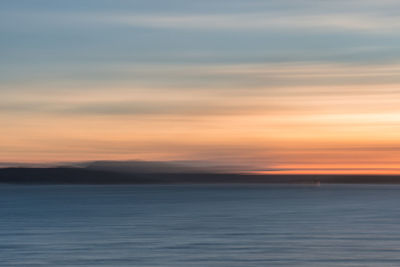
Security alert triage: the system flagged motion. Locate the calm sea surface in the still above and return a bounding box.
[1,184,400,266]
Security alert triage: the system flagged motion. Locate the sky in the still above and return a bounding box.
[1,0,400,174]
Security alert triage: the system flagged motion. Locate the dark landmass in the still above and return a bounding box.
[84,160,242,174]
[85,160,213,174]
[2,167,400,184]
[0,168,160,184]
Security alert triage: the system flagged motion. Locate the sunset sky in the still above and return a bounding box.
[2,0,400,174]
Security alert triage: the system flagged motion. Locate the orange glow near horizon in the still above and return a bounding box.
[2,64,400,174]
[251,170,400,175]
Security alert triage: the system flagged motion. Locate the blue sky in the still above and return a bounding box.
[3,0,400,65]
[2,0,400,90]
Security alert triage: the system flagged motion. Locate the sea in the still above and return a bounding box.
[1,184,400,266]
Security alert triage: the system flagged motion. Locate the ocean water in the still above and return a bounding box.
[1,184,400,266]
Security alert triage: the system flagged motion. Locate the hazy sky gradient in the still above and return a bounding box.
[2,0,400,173]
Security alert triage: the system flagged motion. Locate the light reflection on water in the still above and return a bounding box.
[1,184,400,266]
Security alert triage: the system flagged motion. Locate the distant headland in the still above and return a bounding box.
[0,161,400,184]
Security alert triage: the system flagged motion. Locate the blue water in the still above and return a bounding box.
[1,184,400,266]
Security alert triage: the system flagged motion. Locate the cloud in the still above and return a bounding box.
[4,7,400,34]
[3,61,400,102]
[0,98,294,117]
[36,62,400,89]
[104,13,400,33]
